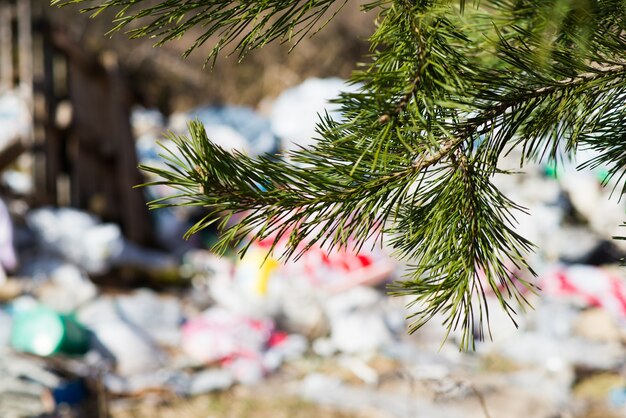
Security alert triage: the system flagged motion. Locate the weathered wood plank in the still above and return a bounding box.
[17,0,33,105]
[0,3,13,91]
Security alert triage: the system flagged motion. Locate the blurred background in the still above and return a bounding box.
[1,1,626,417]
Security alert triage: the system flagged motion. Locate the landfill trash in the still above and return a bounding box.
[559,171,625,238]
[0,352,63,388]
[16,254,67,284]
[312,337,337,357]
[208,231,396,340]
[178,306,307,384]
[270,78,360,152]
[276,282,329,338]
[262,333,308,373]
[90,319,165,376]
[26,207,179,277]
[339,356,380,385]
[103,369,185,395]
[325,287,395,354]
[539,264,626,321]
[207,248,283,318]
[149,206,198,253]
[9,294,39,312]
[528,299,577,340]
[258,232,395,292]
[299,373,468,418]
[26,207,124,274]
[542,226,597,264]
[515,171,562,205]
[573,372,624,404]
[187,368,235,395]
[554,227,614,264]
[223,352,266,385]
[181,307,274,364]
[113,289,183,347]
[382,342,461,378]
[505,368,574,412]
[487,331,624,370]
[183,250,234,282]
[541,150,612,183]
[78,296,167,375]
[587,197,626,241]
[456,292,531,346]
[0,309,11,347]
[490,151,626,264]
[206,252,327,336]
[513,203,563,264]
[109,241,180,281]
[169,105,278,157]
[183,250,233,309]
[135,133,164,168]
[211,228,394,300]
[572,308,622,343]
[51,379,88,407]
[0,376,55,417]
[568,239,626,266]
[103,367,235,396]
[36,263,98,313]
[10,305,90,356]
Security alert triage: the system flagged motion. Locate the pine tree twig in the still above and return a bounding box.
[378,14,426,125]
[411,138,460,169]
[529,63,626,95]
[378,72,422,124]
[391,62,626,174]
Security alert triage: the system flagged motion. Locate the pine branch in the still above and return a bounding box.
[412,61,626,172]
[59,0,626,349]
[389,155,536,350]
[52,0,348,64]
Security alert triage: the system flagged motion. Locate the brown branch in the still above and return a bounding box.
[533,63,626,95]
[411,137,461,170]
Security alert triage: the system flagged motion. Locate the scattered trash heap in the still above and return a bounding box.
[2,80,626,418]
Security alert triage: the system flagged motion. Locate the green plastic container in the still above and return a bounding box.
[10,306,90,356]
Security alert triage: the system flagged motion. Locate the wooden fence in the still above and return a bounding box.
[0,0,154,246]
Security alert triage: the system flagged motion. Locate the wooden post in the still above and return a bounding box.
[17,0,33,107]
[0,2,13,91]
[52,28,154,245]
[104,53,154,245]
[42,24,58,201]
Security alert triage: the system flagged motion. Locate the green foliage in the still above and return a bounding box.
[55,0,626,349]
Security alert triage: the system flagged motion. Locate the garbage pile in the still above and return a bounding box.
[0,79,626,418]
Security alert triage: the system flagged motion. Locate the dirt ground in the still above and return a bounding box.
[109,388,360,418]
